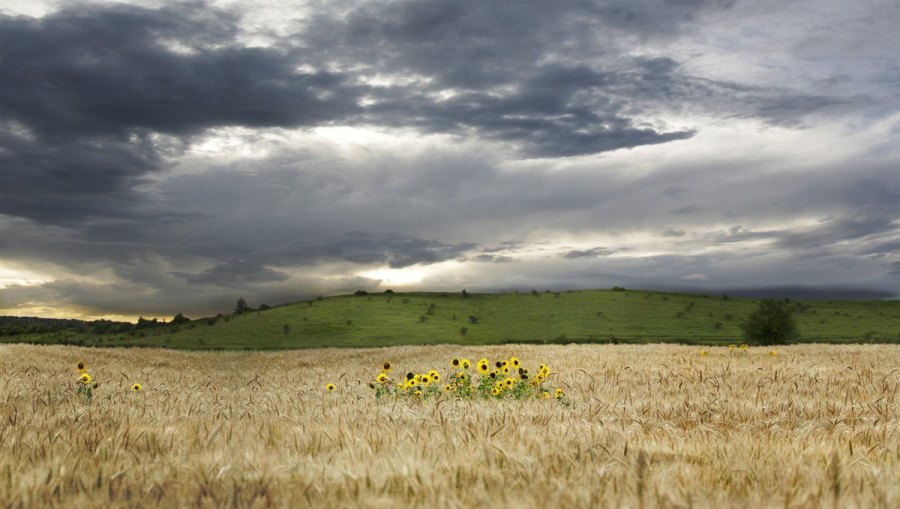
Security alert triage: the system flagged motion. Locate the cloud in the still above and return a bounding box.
[1,0,898,318]
[562,247,618,259]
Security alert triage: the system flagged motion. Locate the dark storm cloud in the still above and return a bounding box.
[0,2,363,223]
[0,3,361,139]
[172,260,290,287]
[1,0,896,318]
[281,232,478,269]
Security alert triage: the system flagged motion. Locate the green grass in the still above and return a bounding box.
[5,289,899,349]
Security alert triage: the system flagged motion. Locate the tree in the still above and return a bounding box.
[234,297,249,315]
[740,299,799,345]
[171,313,190,325]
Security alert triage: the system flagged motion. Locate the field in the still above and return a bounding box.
[6,289,900,348]
[2,343,898,508]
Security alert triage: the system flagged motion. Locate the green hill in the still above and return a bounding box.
[4,289,899,349]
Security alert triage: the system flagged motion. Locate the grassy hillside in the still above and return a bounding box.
[5,289,899,349]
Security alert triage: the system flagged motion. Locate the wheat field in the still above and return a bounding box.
[1,343,898,508]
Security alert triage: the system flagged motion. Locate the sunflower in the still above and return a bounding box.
[555,388,564,399]
[541,391,550,399]
[421,374,431,386]
[428,369,440,382]
[504,378,515,388]
[477,361,490,374]
[76,361,87,373]
[382,361,392,372]
[80,373,91,384]
[769,350,778,357]
[739,344,749,350]
[406,372,415,381]
[491,387,502,396]
[376,373,388,384]
[509,357,520,368]
[326,383,335,392]
[131,383,142,392]
[413,390,423,398]
[728,344,737,350]
[443,384,453,393]
[699,350,709,357]
[495,360,503,368]
[461,359,471,370]
[451,358,460,368]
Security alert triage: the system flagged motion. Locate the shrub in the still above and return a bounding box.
[740,299,799,345]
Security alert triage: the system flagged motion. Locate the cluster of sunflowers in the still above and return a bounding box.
[368,356,570,406]
[75,361,142,402]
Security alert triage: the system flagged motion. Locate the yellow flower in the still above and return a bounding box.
[477,360,490,374]
[381,361,392,372]
[739,344,749,350]
[451,358,460,368]
[76,361,87,373]
[443,384,453,393]
[504,378,515,388]
[728,344,737,350]
[555,388,563,399]
[326,383,335,392]
[413,390,423,398]
[491,387,502,396]
[699,350,709,357]
[769,350,778,357]
[421,374,431,386]
[376,373,388,384]
[541,391,550,399]
[428,369,440,382]
[131,383,142,392]
[79,373,91,385]
[461,359,471,370]
[509,357,520,368]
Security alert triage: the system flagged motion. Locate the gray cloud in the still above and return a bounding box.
[563,247,618,259]
[1,0,897,318]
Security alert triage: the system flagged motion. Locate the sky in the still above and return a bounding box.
[1,0,898,321]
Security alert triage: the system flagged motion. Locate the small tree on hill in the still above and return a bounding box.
[740,299,799,345]
[234,298,249,315]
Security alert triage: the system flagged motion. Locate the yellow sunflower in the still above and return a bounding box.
[451,358,460,368]
[382,361,392,372]
[555,388,564,399]
[461,359,471,370]
[76,361,87,373]
[131,383,142,392]
[477,361,490,374]
[326,383,336,392]
[79,373,91,384]
[376,373,388,384]
[443,384,453,393]
[491,387,502,396]
[509,357,520,368]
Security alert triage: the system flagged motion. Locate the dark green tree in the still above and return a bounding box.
[740,299,799,345]
[234,297,249,315]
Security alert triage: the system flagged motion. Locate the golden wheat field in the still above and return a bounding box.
[1,343,898,508]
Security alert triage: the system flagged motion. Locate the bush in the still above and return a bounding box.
[740,299,799,345]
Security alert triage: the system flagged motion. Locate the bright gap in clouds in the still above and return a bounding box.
[358,261,465,288]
